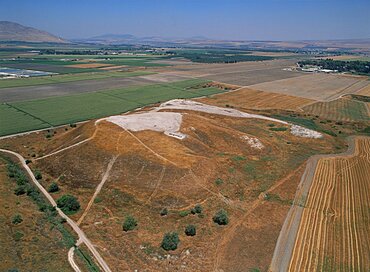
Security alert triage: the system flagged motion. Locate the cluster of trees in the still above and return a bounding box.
[56,195,80,213]
[298,59,370,75]
[166,50,273,63]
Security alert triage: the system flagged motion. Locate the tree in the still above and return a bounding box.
[48,182,59,193]
[122,215,137,231]
[56,195,80,213]
[12,214,23,225]
[213,209,229,225]
[14,186,26,195]
[185,225,196,236]
[191,204,202,214]
[161,232,179,251]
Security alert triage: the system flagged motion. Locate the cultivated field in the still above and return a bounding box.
[248,73,370,101]
[357,82,370,97]
[0,79,225,136]
[200,87,315,111]
[288,137,370,271]
[303,97,370,122]
[159,59,303,86]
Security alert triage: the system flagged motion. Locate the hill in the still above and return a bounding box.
[0,21,67,43]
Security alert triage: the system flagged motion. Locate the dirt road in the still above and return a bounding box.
[0,148,112,272]
[269,137,357,271]
[68,247,81,272]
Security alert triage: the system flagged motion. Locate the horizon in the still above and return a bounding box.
[1,0,370,41]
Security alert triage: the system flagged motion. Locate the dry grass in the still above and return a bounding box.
[289,137,370,271]
[248,73,369,101]
[200,87,315,111]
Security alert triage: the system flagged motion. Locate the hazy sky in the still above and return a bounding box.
[1,0,370,40]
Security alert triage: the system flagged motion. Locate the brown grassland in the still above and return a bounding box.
[0,159,72,272]
[0,104,345,271]
[288,137,370,271]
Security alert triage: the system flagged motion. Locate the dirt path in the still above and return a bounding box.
[0,149,112,272]
[269,136,358,272]
[68,247,81,272]
[77,155,118,226]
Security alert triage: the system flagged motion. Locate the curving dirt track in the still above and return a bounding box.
[270,136,370,271]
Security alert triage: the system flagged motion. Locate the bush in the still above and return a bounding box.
[215,178,223,186]
[34,170,42,180]
[191,204,203,214]
[179,210,190,217]
[122,215,137,231]
[25,159,32,164]
[160,208,168,216]
[161,232,179,251]
[14,186,26,195]
[185,225,196,236]
[56,195,80,213]
[213,209,229,225]
[12,214,23,225]
[48,182,59,193]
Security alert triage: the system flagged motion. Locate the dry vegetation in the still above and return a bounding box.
[0,159,72,272]
[200,87,315,111]
[289,137,370,271]
[0,104,344,271]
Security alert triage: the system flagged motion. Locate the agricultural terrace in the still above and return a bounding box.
[0,79,225,136]
[303,97,370,122]
[200,87,315,111]
[289,137,370,271]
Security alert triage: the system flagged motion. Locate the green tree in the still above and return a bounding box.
[213,209,229,225]
[48,182,59,193]
[191,204,203,214]
[12,214,23,225]
[161,232,179,251]
[56,195,80,213]
[122,215,137,231]
[185,225,196,236]
[14,186,26,195]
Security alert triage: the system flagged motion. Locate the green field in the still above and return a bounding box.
[0,71,154,89]
[0,79,225,136]
[0,104,50,136]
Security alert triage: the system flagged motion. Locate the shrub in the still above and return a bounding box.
[160,208,168,216]
[12,214,23,225]
[161,232,179,251]
[185,225,196,236]
[14,186,26,195]
[48,182,59,193]
[56,195,80,213]
[215,178,223,186]
[33,170,42,180]
[191,204,203,214]
[269,127,288,132]
[213,209,229,225]
[179,210,190,217]
[25,159,32,164]
[123,215,137,231]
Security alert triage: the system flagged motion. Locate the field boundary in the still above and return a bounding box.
[5,102,53,126]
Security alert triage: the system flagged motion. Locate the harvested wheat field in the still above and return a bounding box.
[248,73,369,101]
[288,137,370,271]
[200,87,315,111]
[356,83,370,97]
[303,97,370,122]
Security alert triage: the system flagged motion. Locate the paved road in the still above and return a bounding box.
[269,137,357,272]
[0,149,112,272]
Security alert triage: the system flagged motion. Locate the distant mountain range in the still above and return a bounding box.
[0,21,67,43]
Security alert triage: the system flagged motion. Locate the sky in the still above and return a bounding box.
[1,0,370,41]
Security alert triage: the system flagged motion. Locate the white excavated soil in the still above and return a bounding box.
[290,125,323,139]
[241,135,265,149]
[106,112,182,133]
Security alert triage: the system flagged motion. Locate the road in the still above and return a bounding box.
[269,137,357,272]
[0,148,112,272]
